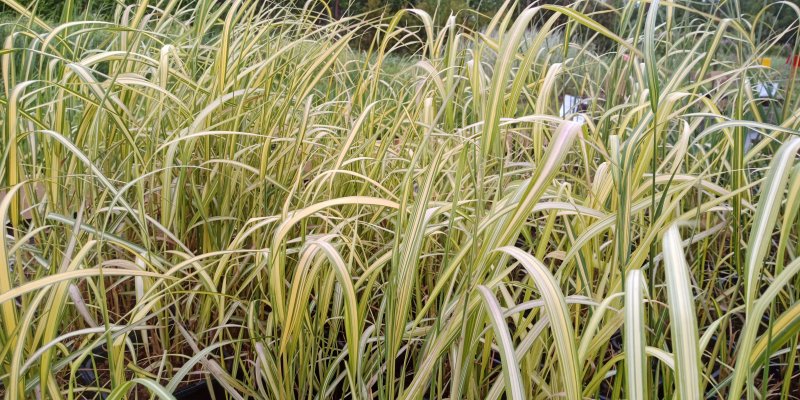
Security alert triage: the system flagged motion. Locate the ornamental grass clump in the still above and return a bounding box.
[1,0,800,399]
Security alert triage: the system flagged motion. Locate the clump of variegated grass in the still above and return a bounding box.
[1,0,800,399]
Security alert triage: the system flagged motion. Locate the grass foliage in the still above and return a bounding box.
[2,0,800,398]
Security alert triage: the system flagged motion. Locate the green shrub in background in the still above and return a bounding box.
[1,0,122,19]
[4,0,797,51]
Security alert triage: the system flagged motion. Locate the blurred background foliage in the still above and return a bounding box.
[4,0,799,42]
[0,0,798,67]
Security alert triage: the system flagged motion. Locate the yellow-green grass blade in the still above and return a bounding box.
[107,378,176,400]
[311,240,362,391]
[269,196,400,324]
[728,137,800,400]
[662,225,701,400]
[481,7,540,158]
[477,285,525,400]
[644,0,661,113]
[625,269,648,400]
[5,81,37,229]
[750,300,800,368]
[0,269,168,305]
[731,257,800,398]
[0,184,23,336]
[0,0,52,30]
[542,5,643,58]
[497,246,581,400]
